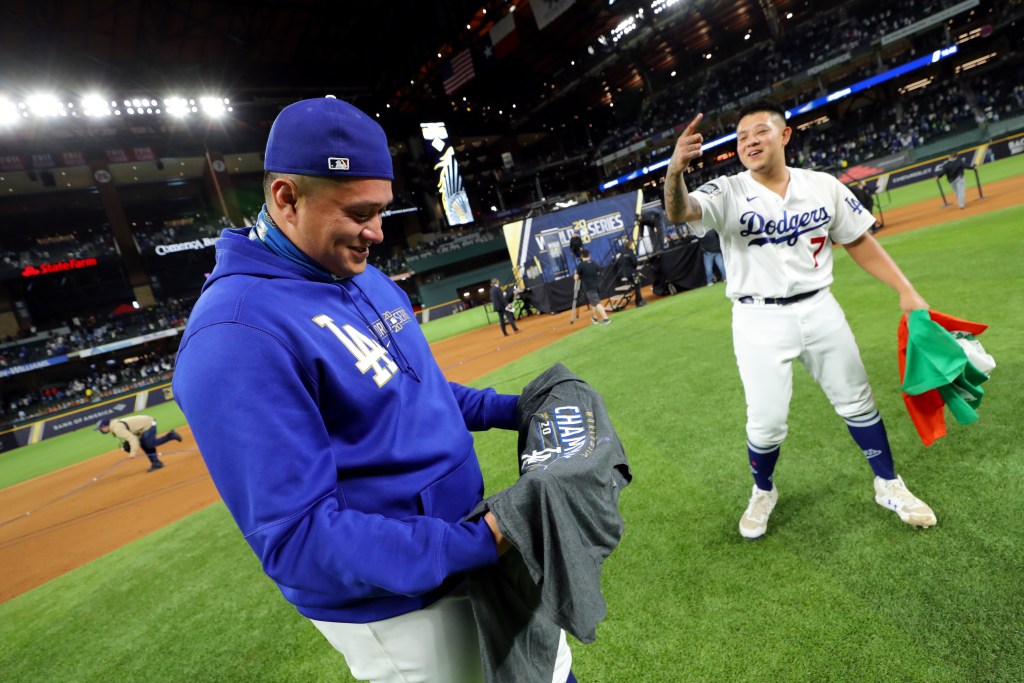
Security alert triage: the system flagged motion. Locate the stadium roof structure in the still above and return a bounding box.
[1,0,806,139]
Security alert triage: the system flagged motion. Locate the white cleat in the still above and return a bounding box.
[874,475,937,528]
[739,484,778,539]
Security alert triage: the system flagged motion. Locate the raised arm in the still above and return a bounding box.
[664,113,705,223]
[843,233,928,315]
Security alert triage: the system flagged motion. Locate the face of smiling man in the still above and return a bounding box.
[272,175,393,279]
[736,110,792,177]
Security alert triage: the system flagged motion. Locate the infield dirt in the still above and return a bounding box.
[1,174,1020,603]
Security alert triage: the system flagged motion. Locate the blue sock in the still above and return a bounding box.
[845,411,896,480]
[747,441,780,491]
[566,672,578,683]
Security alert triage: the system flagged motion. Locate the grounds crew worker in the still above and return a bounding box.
[95,415,182,472]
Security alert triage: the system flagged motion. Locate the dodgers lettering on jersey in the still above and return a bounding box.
[691,168,876,300]
[738,206,831,246]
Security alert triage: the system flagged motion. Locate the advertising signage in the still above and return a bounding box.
[21,257,98,277]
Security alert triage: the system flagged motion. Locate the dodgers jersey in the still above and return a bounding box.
[691,167,876,300]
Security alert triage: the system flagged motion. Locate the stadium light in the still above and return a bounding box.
[164,97,190,117]
[81,94,111,117]
[200,96,227,117]
[27,94,64,117]
[652,0,681,15]
[0,98,20,125]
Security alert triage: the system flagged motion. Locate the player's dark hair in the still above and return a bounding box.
[263,171,281,203]
[263,170,349,204]
[581,248,591,258]
[738,100,788,125]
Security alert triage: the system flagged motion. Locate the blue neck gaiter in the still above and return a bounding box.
[250,204,337,282]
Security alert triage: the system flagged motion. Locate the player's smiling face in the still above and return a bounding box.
[287,177,392,278]
[736,111,791,174]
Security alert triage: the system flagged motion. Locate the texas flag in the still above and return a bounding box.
[485,13,519,60]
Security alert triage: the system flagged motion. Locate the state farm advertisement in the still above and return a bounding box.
[21,258,98,277]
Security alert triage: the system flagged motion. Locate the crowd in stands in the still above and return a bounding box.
[973,68,1024,123]
[404,224,505,260]
[591,0,1002,167]
[771,0,955,78]
[132,219,225,249]
[0,297,194,370]
[369,252,411,276]
[0,215,236,272]
[413,0,1019,235]
[0,297,194,429]
[803,82,976,169]
[1,349,177,429]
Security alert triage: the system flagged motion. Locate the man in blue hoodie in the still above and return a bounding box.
[173,97,574,683]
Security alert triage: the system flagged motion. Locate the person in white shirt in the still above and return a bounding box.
[662,100,936,539]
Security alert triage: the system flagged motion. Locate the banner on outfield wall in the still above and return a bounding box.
[41,398,137,439]
[0,425,32,453]
[0,383,177,449]
[502,190,643,285]
[988,131,1024,159]
[879,157,958,191]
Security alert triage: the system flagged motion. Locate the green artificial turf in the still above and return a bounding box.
[1,207,1021,682]
[420,302,497,342]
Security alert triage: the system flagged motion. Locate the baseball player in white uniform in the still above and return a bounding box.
[663,101,936,539]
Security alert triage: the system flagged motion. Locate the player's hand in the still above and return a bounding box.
[899,290,929,316]
[668,113,704,175]
[484,511,511,555]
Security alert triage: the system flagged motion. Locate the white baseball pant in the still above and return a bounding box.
[311,583,572,683]
[950,175,966,208]
[731,289,877,447]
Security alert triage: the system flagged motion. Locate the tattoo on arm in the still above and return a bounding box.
[688,196,701,218]
[665,175,687,221]
[664,173,700,222]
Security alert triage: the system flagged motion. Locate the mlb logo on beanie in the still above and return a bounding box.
[264,97,393,180]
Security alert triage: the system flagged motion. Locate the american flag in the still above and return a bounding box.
[442,48,475,95]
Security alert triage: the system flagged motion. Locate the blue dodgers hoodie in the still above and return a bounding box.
[173,228,518,623]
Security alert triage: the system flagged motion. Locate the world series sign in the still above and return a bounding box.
[502,190,643,284]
